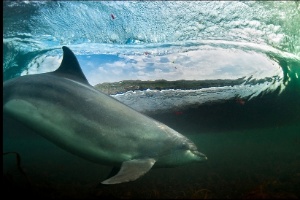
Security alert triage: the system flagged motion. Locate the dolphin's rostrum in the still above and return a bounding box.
[3,46,207,184]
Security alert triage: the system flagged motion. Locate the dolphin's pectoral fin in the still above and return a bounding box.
[101,158,156,184]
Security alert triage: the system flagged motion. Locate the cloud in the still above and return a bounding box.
[21,55,62,76]
[21,47,281,86]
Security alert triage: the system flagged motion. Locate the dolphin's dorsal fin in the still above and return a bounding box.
[53,46,90,85]
[101,158,156,184]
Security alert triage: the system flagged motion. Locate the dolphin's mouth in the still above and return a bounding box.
[193,151,208,161]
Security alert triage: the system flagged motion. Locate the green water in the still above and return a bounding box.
[4,122,299,199]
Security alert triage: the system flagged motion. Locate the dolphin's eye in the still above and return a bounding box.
[179,143,189,150]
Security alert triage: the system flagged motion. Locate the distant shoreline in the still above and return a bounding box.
[94,78,246,95]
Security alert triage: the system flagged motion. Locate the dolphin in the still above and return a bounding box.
[3,46,207,184]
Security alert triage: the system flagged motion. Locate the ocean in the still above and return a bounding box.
[3,1,300,199]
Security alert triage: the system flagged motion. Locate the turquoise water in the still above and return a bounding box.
[3,1,300,199]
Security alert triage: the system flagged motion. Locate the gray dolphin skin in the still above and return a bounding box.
[3,46,207,184]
